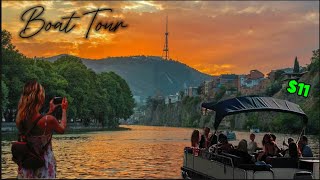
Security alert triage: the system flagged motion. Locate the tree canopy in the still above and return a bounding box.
[1,30,135,128]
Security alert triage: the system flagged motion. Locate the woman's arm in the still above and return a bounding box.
[49,97,68,134]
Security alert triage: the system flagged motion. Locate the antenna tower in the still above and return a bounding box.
[162,16,169,60]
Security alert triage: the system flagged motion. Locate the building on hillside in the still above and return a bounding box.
[204,80,213,95]
[199,76,220,98]
[239,78,270,95]
[281,71,308,88]
[267,67,305,81]
[184,87,199,97]
[238,70,266,95]
[220,74,239,90]
[247,70,264,79]
[238,75,246,90]
[165,93,180,104]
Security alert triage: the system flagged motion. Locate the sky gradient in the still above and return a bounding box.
[2,1,319,76]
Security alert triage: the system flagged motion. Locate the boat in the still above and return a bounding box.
[181,96,319,179]
[250,128,260,133]
[223,130,236,141]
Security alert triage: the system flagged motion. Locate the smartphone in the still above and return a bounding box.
[52,97,63,120]
[53,97,63,105]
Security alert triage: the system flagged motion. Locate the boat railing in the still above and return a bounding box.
[184,147,234,167]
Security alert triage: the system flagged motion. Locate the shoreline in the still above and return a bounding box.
[124,124,319,136]
[1,126,131,141]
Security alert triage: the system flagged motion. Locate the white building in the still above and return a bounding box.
[165,93,180,104]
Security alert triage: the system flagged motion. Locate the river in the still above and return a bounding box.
[1,125,319,178]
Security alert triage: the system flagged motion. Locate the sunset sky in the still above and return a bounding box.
[2,1,319,75]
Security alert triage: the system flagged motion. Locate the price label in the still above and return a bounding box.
[286,80,311,97]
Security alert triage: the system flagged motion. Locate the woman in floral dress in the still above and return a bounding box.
[15,80,68,178]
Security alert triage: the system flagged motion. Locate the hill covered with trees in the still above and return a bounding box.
[46,55,212,100]
[1,30,135,128]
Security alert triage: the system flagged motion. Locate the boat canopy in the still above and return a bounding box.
[201,96,308,130]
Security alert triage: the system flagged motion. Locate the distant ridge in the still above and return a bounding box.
[45,55,212,99]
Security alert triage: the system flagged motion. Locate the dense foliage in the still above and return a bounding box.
[1,30,134,128]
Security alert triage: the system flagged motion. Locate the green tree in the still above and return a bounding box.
[1,79,9,114]
[308,49,319,74]
[293,56,300,73]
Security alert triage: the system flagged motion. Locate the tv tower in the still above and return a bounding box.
[162,15,169,60]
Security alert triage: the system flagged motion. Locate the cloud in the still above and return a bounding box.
[192,64,235,76]
[2,1,319,75]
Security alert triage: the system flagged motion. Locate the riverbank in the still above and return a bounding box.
[1,126,131,141]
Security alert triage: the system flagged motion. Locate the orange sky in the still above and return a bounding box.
[2,1,319,76]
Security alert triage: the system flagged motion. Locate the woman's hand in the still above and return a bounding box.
[61,97,68,110]
[48,99,58,114]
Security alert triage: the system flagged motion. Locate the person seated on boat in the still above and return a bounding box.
[298,135,313,157]
[199,127,211,148]
[191,130,200,148]
[229,139,255,164]
[209,132,218,147]
[283,142,301,159]
[280,137,294,156]
[283,137,294,148]
[257,134,281,162]
[248,133,258,154]
[217,133,234,153]
[270,133,281,152]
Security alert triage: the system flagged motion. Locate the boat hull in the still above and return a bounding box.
[181,148,318,179]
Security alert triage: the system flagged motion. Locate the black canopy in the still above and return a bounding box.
[202,96,308,130]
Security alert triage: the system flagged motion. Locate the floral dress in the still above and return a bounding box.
[17,116,56,179]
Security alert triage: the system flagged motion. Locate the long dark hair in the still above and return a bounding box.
[262,133,272,146]
[191,130,200,147]
[289,142,300,158]
[16,80,45,131]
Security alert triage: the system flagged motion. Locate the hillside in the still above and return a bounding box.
[45,55,212,99]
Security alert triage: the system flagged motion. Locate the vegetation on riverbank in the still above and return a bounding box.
[1,30,135,128]
[138,49,320,135]
[1,126,131,141]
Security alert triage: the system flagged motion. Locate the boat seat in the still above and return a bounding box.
[221,152,243,166]
[267,157,299,168]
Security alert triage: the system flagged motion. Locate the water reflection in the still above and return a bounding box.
[1,125,319,179]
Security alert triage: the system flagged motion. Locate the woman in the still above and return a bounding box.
[16,80,68,178]
[284,142,301,158]
[257,134,280,161]
[230,139,254,164]
[191,130,200,147]
[217,134,234,152]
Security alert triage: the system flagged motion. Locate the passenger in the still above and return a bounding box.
[247,133,258,154]
[209,132,218,147]
[270,134,277,141]
[281,137,294,156]
[217,133,234,152]
[191,130,200,148]
[298,135,313,157]
[270,133,281,153]
[284,142,301,158]
[229,139,254,164]
[283,137,294,148]
[257,134,280,161]
[199,127,211,148]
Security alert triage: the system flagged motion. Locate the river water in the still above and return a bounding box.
[1,125,319,179]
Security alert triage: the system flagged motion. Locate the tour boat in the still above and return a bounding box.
[181,96,319,179]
